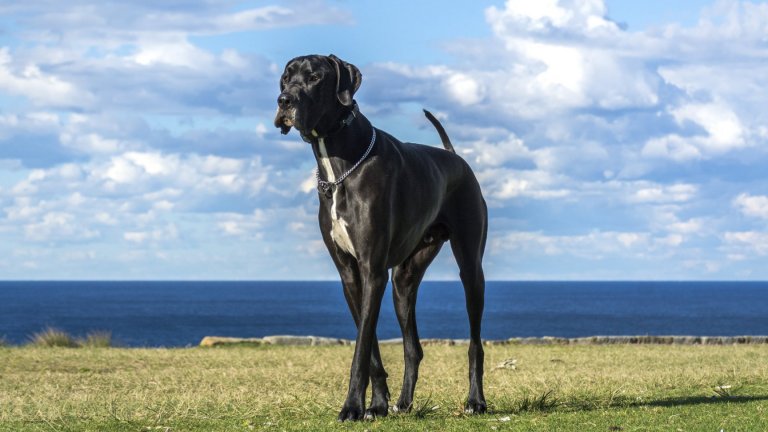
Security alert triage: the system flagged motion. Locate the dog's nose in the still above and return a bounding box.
[277,93,294,109]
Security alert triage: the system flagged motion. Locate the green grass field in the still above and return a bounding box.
[1,344,767,431]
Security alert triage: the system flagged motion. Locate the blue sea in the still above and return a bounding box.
[0,281,767,347]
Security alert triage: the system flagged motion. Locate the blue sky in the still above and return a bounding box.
[1,0,768,280]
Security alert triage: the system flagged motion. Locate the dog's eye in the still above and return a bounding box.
[309,73,321,82]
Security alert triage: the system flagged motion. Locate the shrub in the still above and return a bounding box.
[78,331,113,348]
[29,327,79,348]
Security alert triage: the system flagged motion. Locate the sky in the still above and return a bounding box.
[1,0,767,280]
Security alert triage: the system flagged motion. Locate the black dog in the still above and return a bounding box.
[274,54,488,421]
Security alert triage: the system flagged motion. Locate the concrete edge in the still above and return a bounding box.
[200,335,768,347]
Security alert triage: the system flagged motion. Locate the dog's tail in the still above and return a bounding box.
[423,109,455,153]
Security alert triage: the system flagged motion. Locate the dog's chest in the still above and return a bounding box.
[318,139,357,258]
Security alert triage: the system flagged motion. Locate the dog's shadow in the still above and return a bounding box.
[486,393,768,416]
[640,394,768,408]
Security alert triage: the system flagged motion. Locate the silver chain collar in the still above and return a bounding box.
[316,127,376,197]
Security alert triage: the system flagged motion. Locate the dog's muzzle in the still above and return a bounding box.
[274,92,297,135]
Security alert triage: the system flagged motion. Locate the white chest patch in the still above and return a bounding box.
[319,139,357,258]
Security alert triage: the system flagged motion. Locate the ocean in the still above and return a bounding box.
[0,281,766,347]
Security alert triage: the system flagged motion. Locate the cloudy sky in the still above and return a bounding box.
[1,0,767,280]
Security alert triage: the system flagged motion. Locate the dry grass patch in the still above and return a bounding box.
[25,327,113,348]
[28,327,79,348]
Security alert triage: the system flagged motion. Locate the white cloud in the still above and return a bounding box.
[676,1,768,42]
[0,48,94,108]
[369,0,767,182]
[5,1,352,39]
[491,230,653,259]
[300,170,317,193]
[24,211,100,242]
[666,218,704,235]
[655,234,684,248]
[124,223,179,244]
[61,132,123,154]
[122,152,178,176]
[469,133,531,167]
[642,103,747,161]
[102,156,143,184]
[629,183,698,204]
[641,134,702,161]
[3,0,768,279]
[1,147,274,260]
[255,123,268,139]
[0,112,60,137]
[675,103,745,152]
[443,73,485,106]
[217,210,267,238]
[0,2,297,117]
[724,231,768,255]
[94,151,267,195]
[477,167,570,201]
[486,0,618,35]
[94,212,119,225]
[132,35,216,69]
[734,193,768,219]
[481,0,658,113]
[648,209,706,246]
[490,0,572,31]
[5,197,42,221]
[368,0,658,120]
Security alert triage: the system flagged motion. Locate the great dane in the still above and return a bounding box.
[273,54,488,421]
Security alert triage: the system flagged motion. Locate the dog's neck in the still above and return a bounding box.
[303,103,360,140]
[309,111,374,185]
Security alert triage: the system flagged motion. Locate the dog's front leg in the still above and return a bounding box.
[338,267,388,422]
[339,275,389,419]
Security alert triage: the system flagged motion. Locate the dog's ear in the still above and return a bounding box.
[328,54,361,106]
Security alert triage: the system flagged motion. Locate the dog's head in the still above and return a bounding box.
[274,54,362,137]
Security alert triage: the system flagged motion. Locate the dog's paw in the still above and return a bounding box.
[464,399,487,415]
[364,403,388,420]
[338,402,365,422]
[392,399,412,413]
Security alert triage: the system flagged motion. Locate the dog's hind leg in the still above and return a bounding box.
[391,225,447,412]
[449,195,488,414]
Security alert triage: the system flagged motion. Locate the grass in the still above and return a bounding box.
[510,389,557,413]
[77,331,113,348]
[28,327,79,348]
[410,394,439,419]
[1,344,767,431]
[26,327,112,348]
